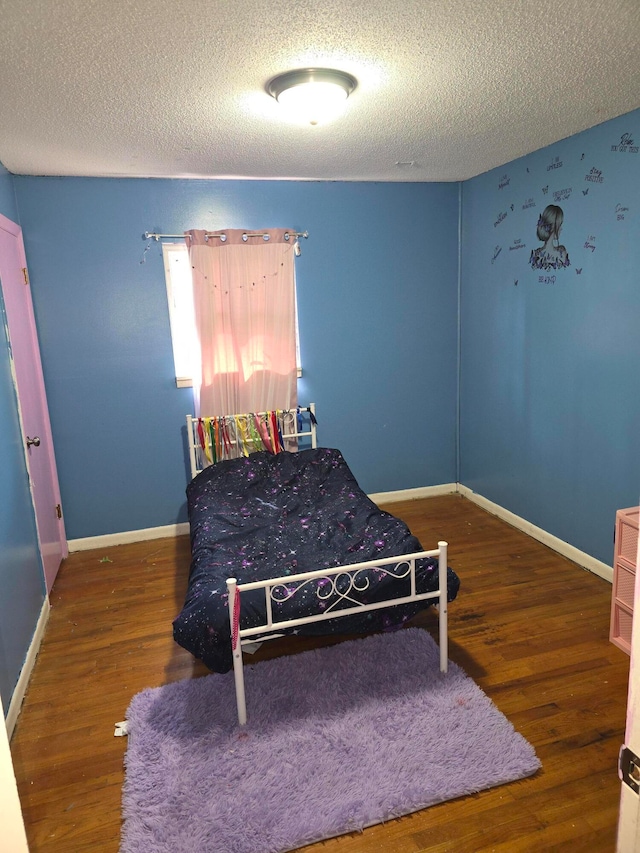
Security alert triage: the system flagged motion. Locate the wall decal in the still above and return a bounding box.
[509,238,527,252]
[522,197,536,210]
[553,187,572,202]
[611,132,638,153]
[498,173,510,189]
[494,211,507,227]
[584,166,604,184]
[491,245,502,264]
[616,204,629,221]
[547,155,563,172]
[529,205,570,271]
[584,235,596,253]
[537,274,557,284]
[542,185,549,195]
[576,268,583,275]
[582,188,589,195]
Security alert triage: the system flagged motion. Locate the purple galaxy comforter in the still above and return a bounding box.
[173,447,460,673]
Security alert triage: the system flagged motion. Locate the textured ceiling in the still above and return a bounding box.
[0,0,639,182]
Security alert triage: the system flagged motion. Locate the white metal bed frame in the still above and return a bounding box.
[184,402,449,725]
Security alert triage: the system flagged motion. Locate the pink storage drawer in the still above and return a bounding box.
[617,507,639,568]
[615,562,636,610]
[611,602,633,655]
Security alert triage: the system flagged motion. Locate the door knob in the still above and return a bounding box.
[26,436,41,447]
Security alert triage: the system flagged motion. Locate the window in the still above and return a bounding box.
[163,243,197,388]
[163,242,301,388]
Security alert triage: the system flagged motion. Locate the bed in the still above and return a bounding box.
[173,406,460,724]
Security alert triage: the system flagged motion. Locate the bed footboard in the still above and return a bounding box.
[226,542,449,725]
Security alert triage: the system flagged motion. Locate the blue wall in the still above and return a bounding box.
[460,110,640,564]
[7,110,639,569]
[12,179,460,539]
[0,165,46,710]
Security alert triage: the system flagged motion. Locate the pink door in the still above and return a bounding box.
[0,213,66,592]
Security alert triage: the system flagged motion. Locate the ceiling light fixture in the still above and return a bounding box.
[266,68,357,126]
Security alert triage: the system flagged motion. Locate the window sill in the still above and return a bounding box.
[176,368,303,389]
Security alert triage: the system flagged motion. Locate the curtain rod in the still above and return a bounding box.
[143,230,309,241]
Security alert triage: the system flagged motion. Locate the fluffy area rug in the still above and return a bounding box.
[120,628,540,853]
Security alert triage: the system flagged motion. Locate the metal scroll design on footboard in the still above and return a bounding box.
[270,560,413,613]
[226,543,449,725]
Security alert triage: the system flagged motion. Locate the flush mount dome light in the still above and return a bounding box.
[267,68,357,126]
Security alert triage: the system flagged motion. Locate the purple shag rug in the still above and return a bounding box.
[120,628,540,853]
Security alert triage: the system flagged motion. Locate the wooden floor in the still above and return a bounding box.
[10,495,629,852]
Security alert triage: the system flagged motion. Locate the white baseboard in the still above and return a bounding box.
[67,484,612,584]
[68,522,190,552]
[457,484,613,583]
[6,597,50,739]
[68,489,460,551]
[369,483,458,505]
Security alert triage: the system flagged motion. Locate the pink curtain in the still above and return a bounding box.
[186,228,298,417]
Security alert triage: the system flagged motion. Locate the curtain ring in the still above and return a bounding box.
[263,233,270,241]
[242,233,248,242]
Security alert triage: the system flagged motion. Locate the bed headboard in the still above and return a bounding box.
[186,404,317,479]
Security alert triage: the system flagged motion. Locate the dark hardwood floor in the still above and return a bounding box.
[9,495,629,851]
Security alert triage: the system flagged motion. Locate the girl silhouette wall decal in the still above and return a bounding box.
[530,204,570,270]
